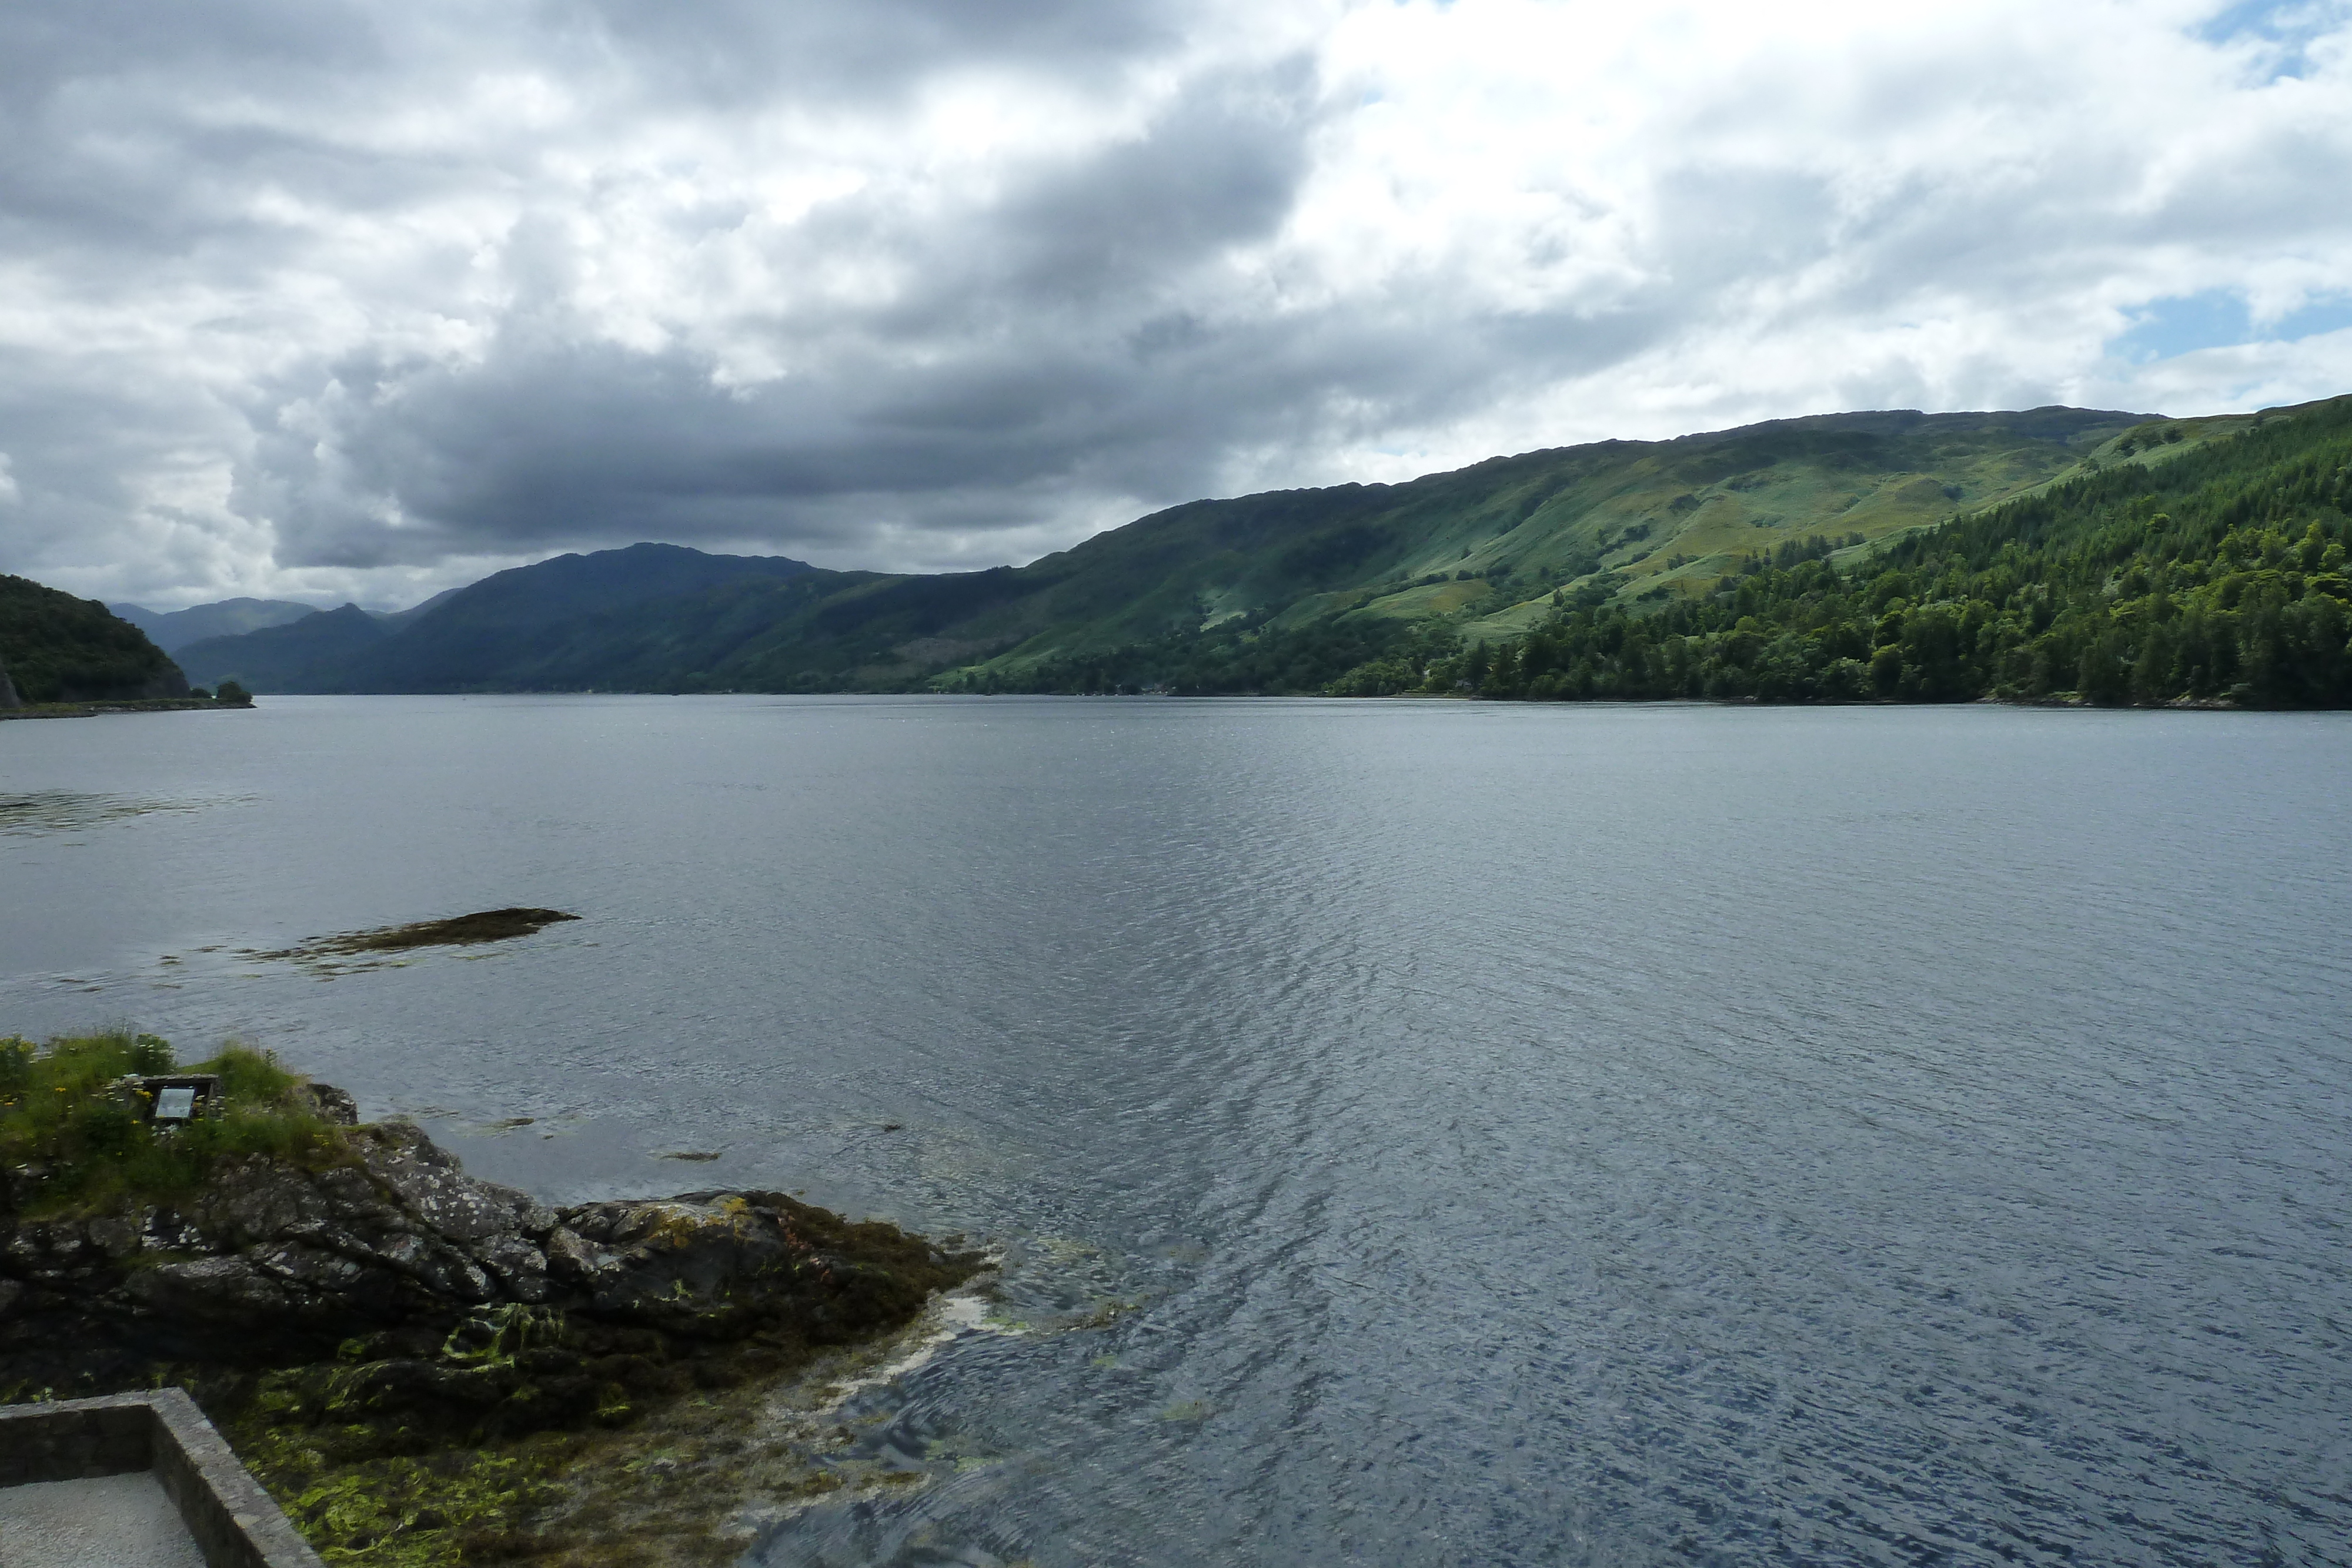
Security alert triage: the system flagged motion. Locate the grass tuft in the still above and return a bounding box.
[0,1031,350,1215]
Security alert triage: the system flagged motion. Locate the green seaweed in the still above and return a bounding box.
[209,1317,896,1567]
[244,1435,575,1568]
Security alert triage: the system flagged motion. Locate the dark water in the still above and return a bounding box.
[4,696,2349,1566]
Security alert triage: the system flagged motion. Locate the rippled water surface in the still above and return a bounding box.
[4,696,2349,1566]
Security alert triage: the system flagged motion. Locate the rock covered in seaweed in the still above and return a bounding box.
[3,1048,987,1564]
[0,1102,977,1407]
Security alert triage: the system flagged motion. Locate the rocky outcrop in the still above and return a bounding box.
[0,1109,976,1433]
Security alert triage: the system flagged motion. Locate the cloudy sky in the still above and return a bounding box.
[2,0,2348,610]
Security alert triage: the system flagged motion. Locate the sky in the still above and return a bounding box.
[2,0,2348,610]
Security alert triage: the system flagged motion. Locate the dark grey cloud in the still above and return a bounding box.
[234,50,1338,570]
[1,0,2348,606]
[561,0,1188,105]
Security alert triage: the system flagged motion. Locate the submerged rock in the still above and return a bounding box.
[256,908,582,962]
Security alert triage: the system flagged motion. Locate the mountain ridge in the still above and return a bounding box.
[110,597,322,653]
[176,543,821,693]
[175,403,2209,696]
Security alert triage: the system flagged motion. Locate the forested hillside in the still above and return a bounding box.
[168,406,2149,694]
[167,396,2352,706]
[1335,395,2352,707]
[923,406,2142,691]
[0,574,189,704]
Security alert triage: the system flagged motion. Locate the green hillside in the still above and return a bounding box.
[1352,396,2352,706]
[903,406,2150,691]
[177,403,2227,697]
[0,574,189,704]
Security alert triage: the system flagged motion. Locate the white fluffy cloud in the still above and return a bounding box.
[1,0,2347,607]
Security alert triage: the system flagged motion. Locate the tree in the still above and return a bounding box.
[2078,629,2131,706]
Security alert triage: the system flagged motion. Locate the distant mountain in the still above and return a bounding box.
[109,597,321,653]
[1,575,188,704]
[171,404,2177,696]
[174,604,389,693]
[370,586,463,631]
[177,543,821,693]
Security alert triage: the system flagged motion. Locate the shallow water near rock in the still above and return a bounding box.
[4,694,2350,1566]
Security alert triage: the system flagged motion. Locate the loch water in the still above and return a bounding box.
[3,696,2349,1567]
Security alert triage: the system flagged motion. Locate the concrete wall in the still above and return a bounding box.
[0,1392,321,1568]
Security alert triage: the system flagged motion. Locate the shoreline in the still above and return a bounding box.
[0,697,252,721]
[112,688,2274,711]
[1,1039,984,1567]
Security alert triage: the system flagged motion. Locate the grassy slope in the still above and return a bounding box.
[1382,395,2352,707]
[878,407,2150,693]
[707,406,2149,692]
[155,404,2159,695]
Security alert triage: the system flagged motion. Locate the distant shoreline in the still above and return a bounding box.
[91,688,2275,711]
[0,697,249,722]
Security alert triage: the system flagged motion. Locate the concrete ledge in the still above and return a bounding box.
[0,1392,321,1567]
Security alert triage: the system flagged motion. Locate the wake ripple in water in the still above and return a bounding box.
[0,790,223,835]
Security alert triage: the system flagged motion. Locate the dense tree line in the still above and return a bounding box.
[1334,397,2352,707]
